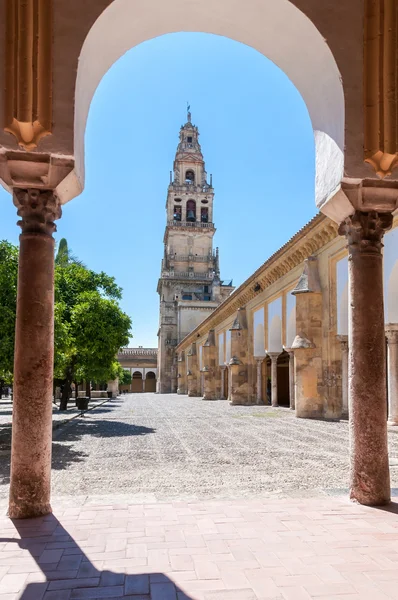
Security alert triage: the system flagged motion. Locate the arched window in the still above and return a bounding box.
[185,170,195,184]
[186,200,196,222]
[173,205,182,221]
[201,207,209,223]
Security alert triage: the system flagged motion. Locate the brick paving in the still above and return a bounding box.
[1,394,398,598]
[0,495,398,599]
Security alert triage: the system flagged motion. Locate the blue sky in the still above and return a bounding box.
[0,33,316,348]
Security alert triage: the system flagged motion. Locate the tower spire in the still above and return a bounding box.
[187,101,191,123]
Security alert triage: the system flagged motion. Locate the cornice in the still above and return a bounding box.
[177,213,338,351]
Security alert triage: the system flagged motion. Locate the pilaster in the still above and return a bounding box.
[201,330,217,400]
[229,308,253,405]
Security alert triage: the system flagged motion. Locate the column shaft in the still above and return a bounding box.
[339,211,392,506]
[9,189,61,519]
[269,354,279,407]
[386,327,398,425]
[255,359,263,405]
[288,352,295,410]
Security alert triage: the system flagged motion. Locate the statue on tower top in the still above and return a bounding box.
[187,102,191,123]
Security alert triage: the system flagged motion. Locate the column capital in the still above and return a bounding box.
[13,188,61,236]
[336,334,348,349]
[338,210,393,255]
[266,352,280,361]
[386,324,398,344]
[254,356,265,363]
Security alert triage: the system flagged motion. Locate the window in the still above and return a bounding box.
[186,199,196,222]
[185,170,195,184]
[173,205,182,221]
[204,295,211,301]
[182,294,192,301]
[204,285,209,293]
[201,207,209,223]
[187,136,192,143]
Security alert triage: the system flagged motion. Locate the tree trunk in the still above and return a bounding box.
[74,380,79,400]
[59,378,71,411]
[86,380,91,399]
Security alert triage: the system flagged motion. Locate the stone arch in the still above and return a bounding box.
[145,371,157,392]
[73,0,344,208]
[132,370,143,393]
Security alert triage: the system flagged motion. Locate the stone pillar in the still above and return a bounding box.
[220,366,227,399]
[177,352,187,394]
[9,189,61,519]
[267,353,279,407]
[284,349,295,410]
[255,357,264,405]
[187,343,200,397]
[202,330,217,400]
[339,211,392,506]
[107,379,119,399]
[229,308,253,405]
[291,257,324,419]
[386,324,398,426]
[336,335,349,417]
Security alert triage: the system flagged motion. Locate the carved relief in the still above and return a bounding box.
[13,188,61,236]
[4,0,52,150]
[364,0,398,177]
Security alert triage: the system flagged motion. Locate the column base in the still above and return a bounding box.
[202,395,218,401]
[387,419,398,426]
[8,499,52,520]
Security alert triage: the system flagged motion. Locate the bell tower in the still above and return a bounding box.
[157,110,234,393]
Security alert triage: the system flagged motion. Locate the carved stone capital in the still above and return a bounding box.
[338,211,393,255]
[386,324,398,345]
[13,188,61,236]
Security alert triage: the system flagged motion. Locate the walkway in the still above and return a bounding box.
[1,394,398,599]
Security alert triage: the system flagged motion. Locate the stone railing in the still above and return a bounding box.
[167,220,214,229]
[161,271,214,280]
[119,348,158,356]
[168,254,214,263]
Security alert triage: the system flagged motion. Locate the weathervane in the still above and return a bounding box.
[187,101,191,123]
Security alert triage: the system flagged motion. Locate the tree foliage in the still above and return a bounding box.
[0,241,18,381]
[0,239,132,407]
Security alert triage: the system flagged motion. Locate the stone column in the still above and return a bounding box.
[202,331,217,400]
[336,335,349,417]
[177,352,186,395]
[9,189,61,519]
[107,379,119,399]
[386,325,398,426]
[339,211,392,506]
[254,358,264,405]
[267,353,279,407]
[187,343,200,397]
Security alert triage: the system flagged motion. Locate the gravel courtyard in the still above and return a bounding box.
[1,393,398,500]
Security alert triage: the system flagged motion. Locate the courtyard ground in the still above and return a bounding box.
[1,394,398,599]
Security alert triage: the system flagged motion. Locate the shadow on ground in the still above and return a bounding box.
[1,513,193,599]
[0,417,156,487]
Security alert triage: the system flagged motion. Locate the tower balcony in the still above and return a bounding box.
[160,270,215,281]
[167,254,215,263]
[167,220,214,229]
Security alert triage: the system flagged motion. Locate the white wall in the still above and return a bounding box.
[267,297,283,352]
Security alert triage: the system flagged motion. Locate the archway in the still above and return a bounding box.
[277,351,290,407]
[73,0,344,210]
[145,371,157,393]
[132,371,143,393]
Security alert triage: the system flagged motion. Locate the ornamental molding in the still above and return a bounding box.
[176,214,338,351]
[4,0,52,150]
[364,0,398,177]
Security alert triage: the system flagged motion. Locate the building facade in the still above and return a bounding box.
[157,112,233,392]
[117,348,158,393]
[176,213,398,423]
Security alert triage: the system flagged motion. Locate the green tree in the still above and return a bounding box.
[55,261,131,410]
[0,241,18,383]
[119,369,132,387]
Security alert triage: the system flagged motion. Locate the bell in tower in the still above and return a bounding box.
[186,200,196,222]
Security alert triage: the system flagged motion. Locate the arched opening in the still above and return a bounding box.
[185,170,195,185]
[72,0,344,211]
[277,351,290,406]
[145,371,156,392]
[132,371,143,393]
[387,261,398,324]
[186,200,196,223]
